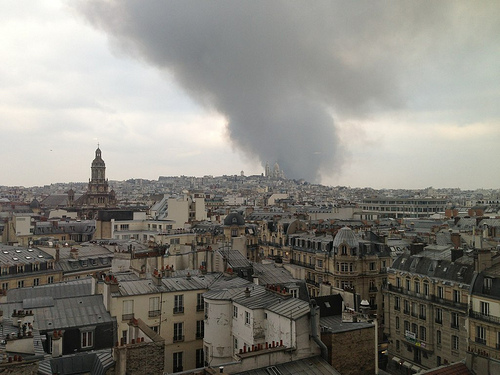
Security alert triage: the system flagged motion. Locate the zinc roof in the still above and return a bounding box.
[7,278,92,302]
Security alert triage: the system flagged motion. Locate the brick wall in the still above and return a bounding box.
[322,326,375,375]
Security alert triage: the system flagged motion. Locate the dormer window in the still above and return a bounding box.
[484,277,493,292]
[341,245,347,255]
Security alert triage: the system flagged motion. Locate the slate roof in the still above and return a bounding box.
[0,245,54,266]
[115,273,221,297]
[233,355,341,375]
[252,263,301,285]
[38,349,114,375]
[7,278,93,302]
[266,297,310,320]
[320,315,374,334]
[390,250,475,285]
[419,361,472,375]
[28,294,114,331]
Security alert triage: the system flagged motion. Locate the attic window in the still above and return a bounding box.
[484,277,492,290]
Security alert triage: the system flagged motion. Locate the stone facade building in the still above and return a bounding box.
[384,248,475,371]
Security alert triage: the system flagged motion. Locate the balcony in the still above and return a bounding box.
[173,306,184,314]
[306,279,319,287]
[148,310,161,318]
[475,337,486,345]
[290,259,315,270]
[122,313,134,321]
[469,310,500,325]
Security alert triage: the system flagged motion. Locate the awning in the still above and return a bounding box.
[392,356,401,363]
[403,361,413,369]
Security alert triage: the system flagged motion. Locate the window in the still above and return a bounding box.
[197,293,204,311]
[174,295,184,314]
[414,281,420,294]
[233,306,238,318]
[81,330,93,349]
[411,323,418,337]
[17,265,24,273]
[196,348,204,368]
[47,276,54,284]
[437,356,442,367]
[404,320,410,333]
[420,326,426,341]
[481,301,490,316]
[196,320,204,339]
[437,286,444,299]
[174,322,184,342]
[1,282,8,290]
[149,297,160,317]
[396,316,400,330]
[396,277,401,288]
[173,352,183,372]
[451,312,459,329]
[452,335,459,351]
[437,330,442,345]
[317,259,323,268]
[17,280,24,288]
[394,296,400,311]
[484,277,492,291]
[476,326,486,345]
[423,281,429,296]
[122,300,134,320]
[406,278,411,291]
[435,308,443,324]
[370,262,376,271]
[411,302,418,317]
[396,340,400,351]
[419,304,426,320]
[33,278,40,286]
[453,290,460,303]
[404,300,410,314]
[245,311,250,325]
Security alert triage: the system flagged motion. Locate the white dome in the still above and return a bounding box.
[332,227,359,249]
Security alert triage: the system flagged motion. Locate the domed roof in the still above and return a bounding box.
[224,211,245,226]
[332,227,359,249]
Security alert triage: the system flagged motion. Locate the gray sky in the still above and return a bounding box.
[1,1,499,189]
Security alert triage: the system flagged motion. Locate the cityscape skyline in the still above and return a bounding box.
[1,2,499,190]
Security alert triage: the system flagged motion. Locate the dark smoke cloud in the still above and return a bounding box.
[74,1,499,182]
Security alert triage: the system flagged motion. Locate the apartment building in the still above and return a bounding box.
[384,248,475,371]
[467,250,500,374]
[99,271,220,373]
[0,245,61,291]
[203,282,324,373]
[288,227,391,316]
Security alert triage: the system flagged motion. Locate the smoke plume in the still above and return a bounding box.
[75,1,499,182]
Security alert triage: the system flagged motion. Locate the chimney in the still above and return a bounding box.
[55,248,60,262]
[70,248,78,259]
[152,269,162,286]
[244,287,250,298]
[476,250,492,272]
[410,242,424,255]
[451,249,464,263]
[451,233,461,249]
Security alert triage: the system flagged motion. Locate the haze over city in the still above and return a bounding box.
[1,1,499,189]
